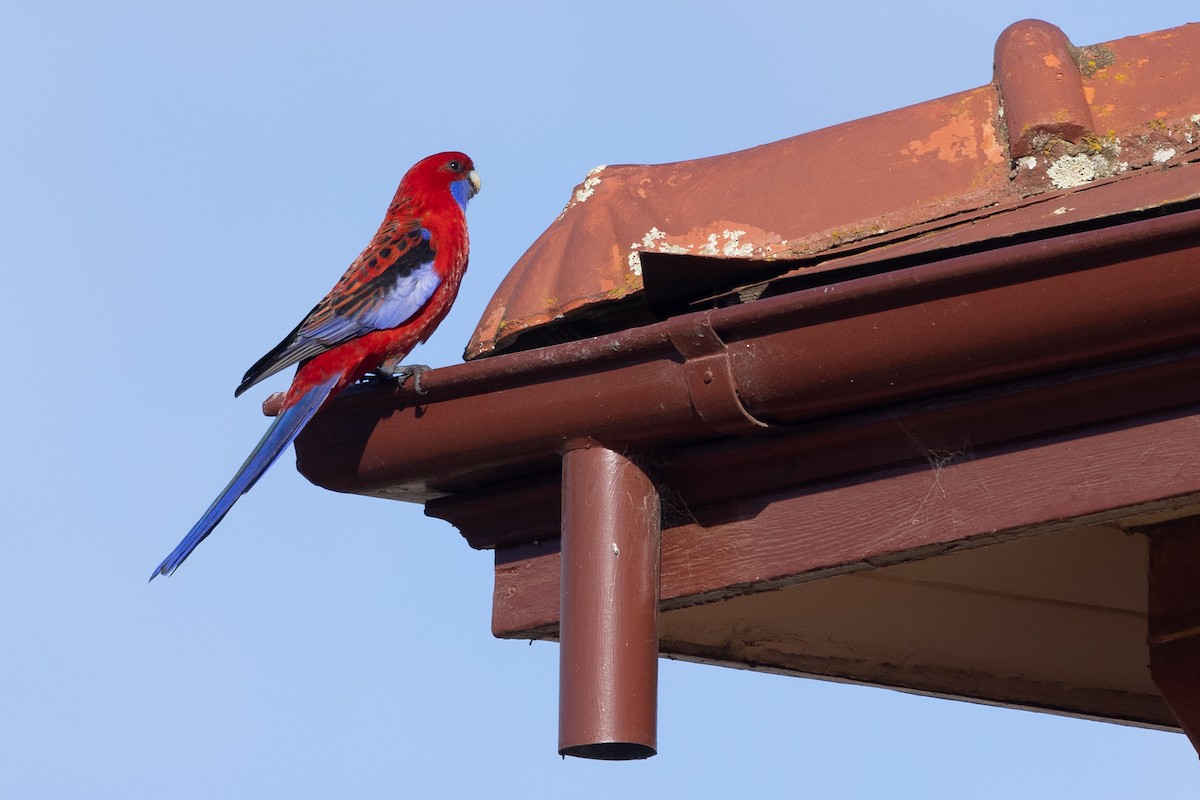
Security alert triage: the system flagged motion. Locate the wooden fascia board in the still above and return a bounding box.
[491,400,1200,638]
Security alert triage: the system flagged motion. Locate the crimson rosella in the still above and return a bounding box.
[151,152,480,579]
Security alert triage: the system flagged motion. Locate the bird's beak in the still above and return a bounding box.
[467,170,482,198]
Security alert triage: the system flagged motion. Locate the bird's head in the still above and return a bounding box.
[403,151,481,212]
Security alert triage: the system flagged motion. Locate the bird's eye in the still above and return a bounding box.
[447,160,462,172]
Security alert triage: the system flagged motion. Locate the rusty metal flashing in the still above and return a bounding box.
[658,158,1200,312]
[465,19,1200,359]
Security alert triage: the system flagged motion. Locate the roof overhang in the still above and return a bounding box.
[279,18,1200,755]
[288,179,1200,732]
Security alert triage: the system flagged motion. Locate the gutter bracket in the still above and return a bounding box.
[667,315,771,436]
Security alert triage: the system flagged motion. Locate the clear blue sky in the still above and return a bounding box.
[4,2,1199,797]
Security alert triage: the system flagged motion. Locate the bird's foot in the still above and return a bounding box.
[370,361,431,394]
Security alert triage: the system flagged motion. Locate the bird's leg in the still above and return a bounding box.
[371,358,431,394]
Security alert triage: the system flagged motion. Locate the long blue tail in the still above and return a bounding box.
[150,373,342,580]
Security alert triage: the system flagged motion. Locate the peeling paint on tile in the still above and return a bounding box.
[981,119,1004,162]
[904,116,999,163]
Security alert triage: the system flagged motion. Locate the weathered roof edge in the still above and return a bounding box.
[464,19,1200,359]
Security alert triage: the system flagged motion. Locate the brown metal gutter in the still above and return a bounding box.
[294,202,1200,504]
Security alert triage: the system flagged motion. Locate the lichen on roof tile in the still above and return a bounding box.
[466,19,1200,360]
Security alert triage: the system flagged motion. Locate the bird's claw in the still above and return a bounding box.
[372,361,431,394]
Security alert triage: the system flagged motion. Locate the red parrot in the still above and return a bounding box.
[151,152,480,579]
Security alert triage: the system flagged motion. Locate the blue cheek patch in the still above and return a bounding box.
[450,178,473,211]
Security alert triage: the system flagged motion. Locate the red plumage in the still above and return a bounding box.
[246,151,479,408]
[152,151,479,579]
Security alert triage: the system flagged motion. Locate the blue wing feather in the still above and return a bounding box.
[236,226,441,396]
[150,371,342,579]
[298,251,440,343]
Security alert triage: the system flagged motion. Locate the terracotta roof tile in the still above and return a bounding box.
[467,19,1200,359]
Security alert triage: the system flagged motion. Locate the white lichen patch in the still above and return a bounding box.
[574,165,606,203]
[1045,152,1122,189]
[1018,156,1038,170]
[557,165,608,219]
[1184,114,1200,144]
[627,250,643,276]
[628,228,683,275]
[721,229,754,257]
[1046,154,1095,188]
[640,227,667,248]
[1153,147,1176,164]
[625,224,784,275]
[696,230,758,256]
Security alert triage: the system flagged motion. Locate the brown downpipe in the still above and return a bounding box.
[558,444,660,760]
